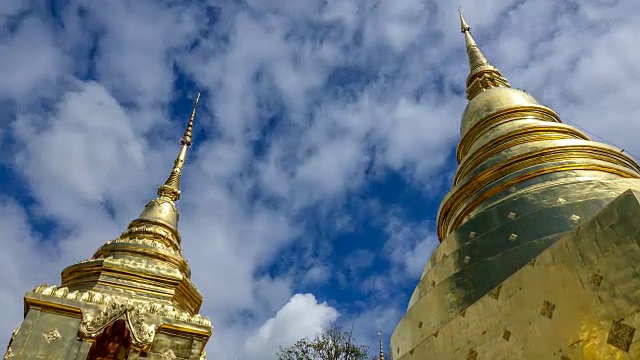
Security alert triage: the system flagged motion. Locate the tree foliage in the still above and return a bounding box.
[277,325,371,360]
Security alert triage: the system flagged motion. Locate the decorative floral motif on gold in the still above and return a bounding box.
[43,328,61,343]
[31,284,212,327]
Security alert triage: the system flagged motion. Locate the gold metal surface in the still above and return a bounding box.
[5,93,211,359]
[391,11,640,360]
[393,190,640,359]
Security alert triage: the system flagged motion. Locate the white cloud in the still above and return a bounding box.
[244,293,339,358]
[86,2,200,108]
[364,0,429,53]
[384,216,438,278]
[303,264,331,284]
[13,81,146,224]
[0,16,67,99]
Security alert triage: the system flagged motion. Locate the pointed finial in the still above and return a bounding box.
[378,331,385,360]
[181,91,200,147]
[457,9,510,99]
[458,7,470,33]
[157,92,201,201]
[458,7,488,70]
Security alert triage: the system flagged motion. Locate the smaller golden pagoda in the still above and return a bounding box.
[4,93,212,359]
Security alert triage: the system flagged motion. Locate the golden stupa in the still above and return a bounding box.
[390,10,640,360]
[3,94,212,359]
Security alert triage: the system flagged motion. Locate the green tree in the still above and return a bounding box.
[277,325,371,360]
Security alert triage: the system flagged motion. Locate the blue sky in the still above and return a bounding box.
[1,0,640,358]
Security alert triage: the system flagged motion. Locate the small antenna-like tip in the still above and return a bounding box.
[459,7,470,33]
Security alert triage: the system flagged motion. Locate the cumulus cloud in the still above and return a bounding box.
[244,293,339,357]
[1,0,639,359]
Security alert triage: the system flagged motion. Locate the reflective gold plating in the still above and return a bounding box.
[392,190,640,359]
[391,10,640,360]
[458,106,563,158]
[455,131,588,184]
[441,162,639,238]
[92,244,190,277]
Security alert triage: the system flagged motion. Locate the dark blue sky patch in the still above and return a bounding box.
[250,69,288,161]
[101,197,117,220]
[1,8,32,36]
[65,3,105,82]
[285,18,346,47]
[0,99,17,132]
[47,0,66,31]
[364,171,439,224]
[0,164,61,241]
[324,66,378,101]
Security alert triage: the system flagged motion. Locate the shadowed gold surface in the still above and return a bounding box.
[393,190,640,359]
[391,10,640,360]
[4,93,211,359]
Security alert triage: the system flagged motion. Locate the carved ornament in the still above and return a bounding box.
[72,256,182,277]
[119,223,180,245]
[43,328,61,343]
[32,284,212,327]
[106,237,180,255]
[161,349,177,360]
[3,348,14,359]
[79,301,156,350]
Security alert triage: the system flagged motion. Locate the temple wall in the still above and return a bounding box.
[4,293,210,360]
[5,309,89,359]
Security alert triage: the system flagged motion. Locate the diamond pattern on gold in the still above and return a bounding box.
[540,300,555,319]
[488,284,502,300]
[467,349,478,360]
[607,321,635,352]
[590,273,603,287]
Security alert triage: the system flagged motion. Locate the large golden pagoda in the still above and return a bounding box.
[390,10,640,359]
[4,94,212,359]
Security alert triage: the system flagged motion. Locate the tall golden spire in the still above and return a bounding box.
[157,91,201,201]
[15,90,213,359]
[58,91,208,316]
[378,331,385,360]
[458,8,510,100]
